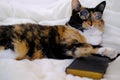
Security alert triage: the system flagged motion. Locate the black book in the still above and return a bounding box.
[66,55,110,79]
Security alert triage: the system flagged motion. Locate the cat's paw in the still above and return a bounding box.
[97,47,118,59]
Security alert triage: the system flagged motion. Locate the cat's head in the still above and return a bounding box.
[68,0,106,33]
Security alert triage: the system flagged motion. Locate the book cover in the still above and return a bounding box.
[66,55,110,79]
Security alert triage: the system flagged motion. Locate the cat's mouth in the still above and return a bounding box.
[85,26,94,30]
[83,26,103,36]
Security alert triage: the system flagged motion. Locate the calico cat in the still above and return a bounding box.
[0,0,118,60]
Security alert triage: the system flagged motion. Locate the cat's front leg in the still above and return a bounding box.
[65,44,98,58]
[97,47,118,59]
[65,44,118,59]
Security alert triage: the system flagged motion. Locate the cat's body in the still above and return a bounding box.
[0,0,118,60]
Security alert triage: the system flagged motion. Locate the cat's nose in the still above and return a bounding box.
[88,23,92,26]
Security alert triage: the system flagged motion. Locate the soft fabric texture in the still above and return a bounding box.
[0,0,120,80]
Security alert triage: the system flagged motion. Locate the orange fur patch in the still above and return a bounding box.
[74,44,98,57]
[26,31,33,39]
[0,46,5,51]
[12,39,29,60]
[59,26,86,45]
[13,25,22,35]
[30,48,43,60]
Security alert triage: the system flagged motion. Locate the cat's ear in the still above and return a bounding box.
[95,1,106,13]
[72,0,81,12]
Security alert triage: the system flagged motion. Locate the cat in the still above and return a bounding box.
[0,0,118,60]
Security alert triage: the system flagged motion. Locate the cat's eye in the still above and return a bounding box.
[78,9,89,20]
[94,12,102,20]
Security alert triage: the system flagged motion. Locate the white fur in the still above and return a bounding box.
[79,26,103,45]
[97,47,118,59]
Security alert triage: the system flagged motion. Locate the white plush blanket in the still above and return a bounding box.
[0,0,120,80]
